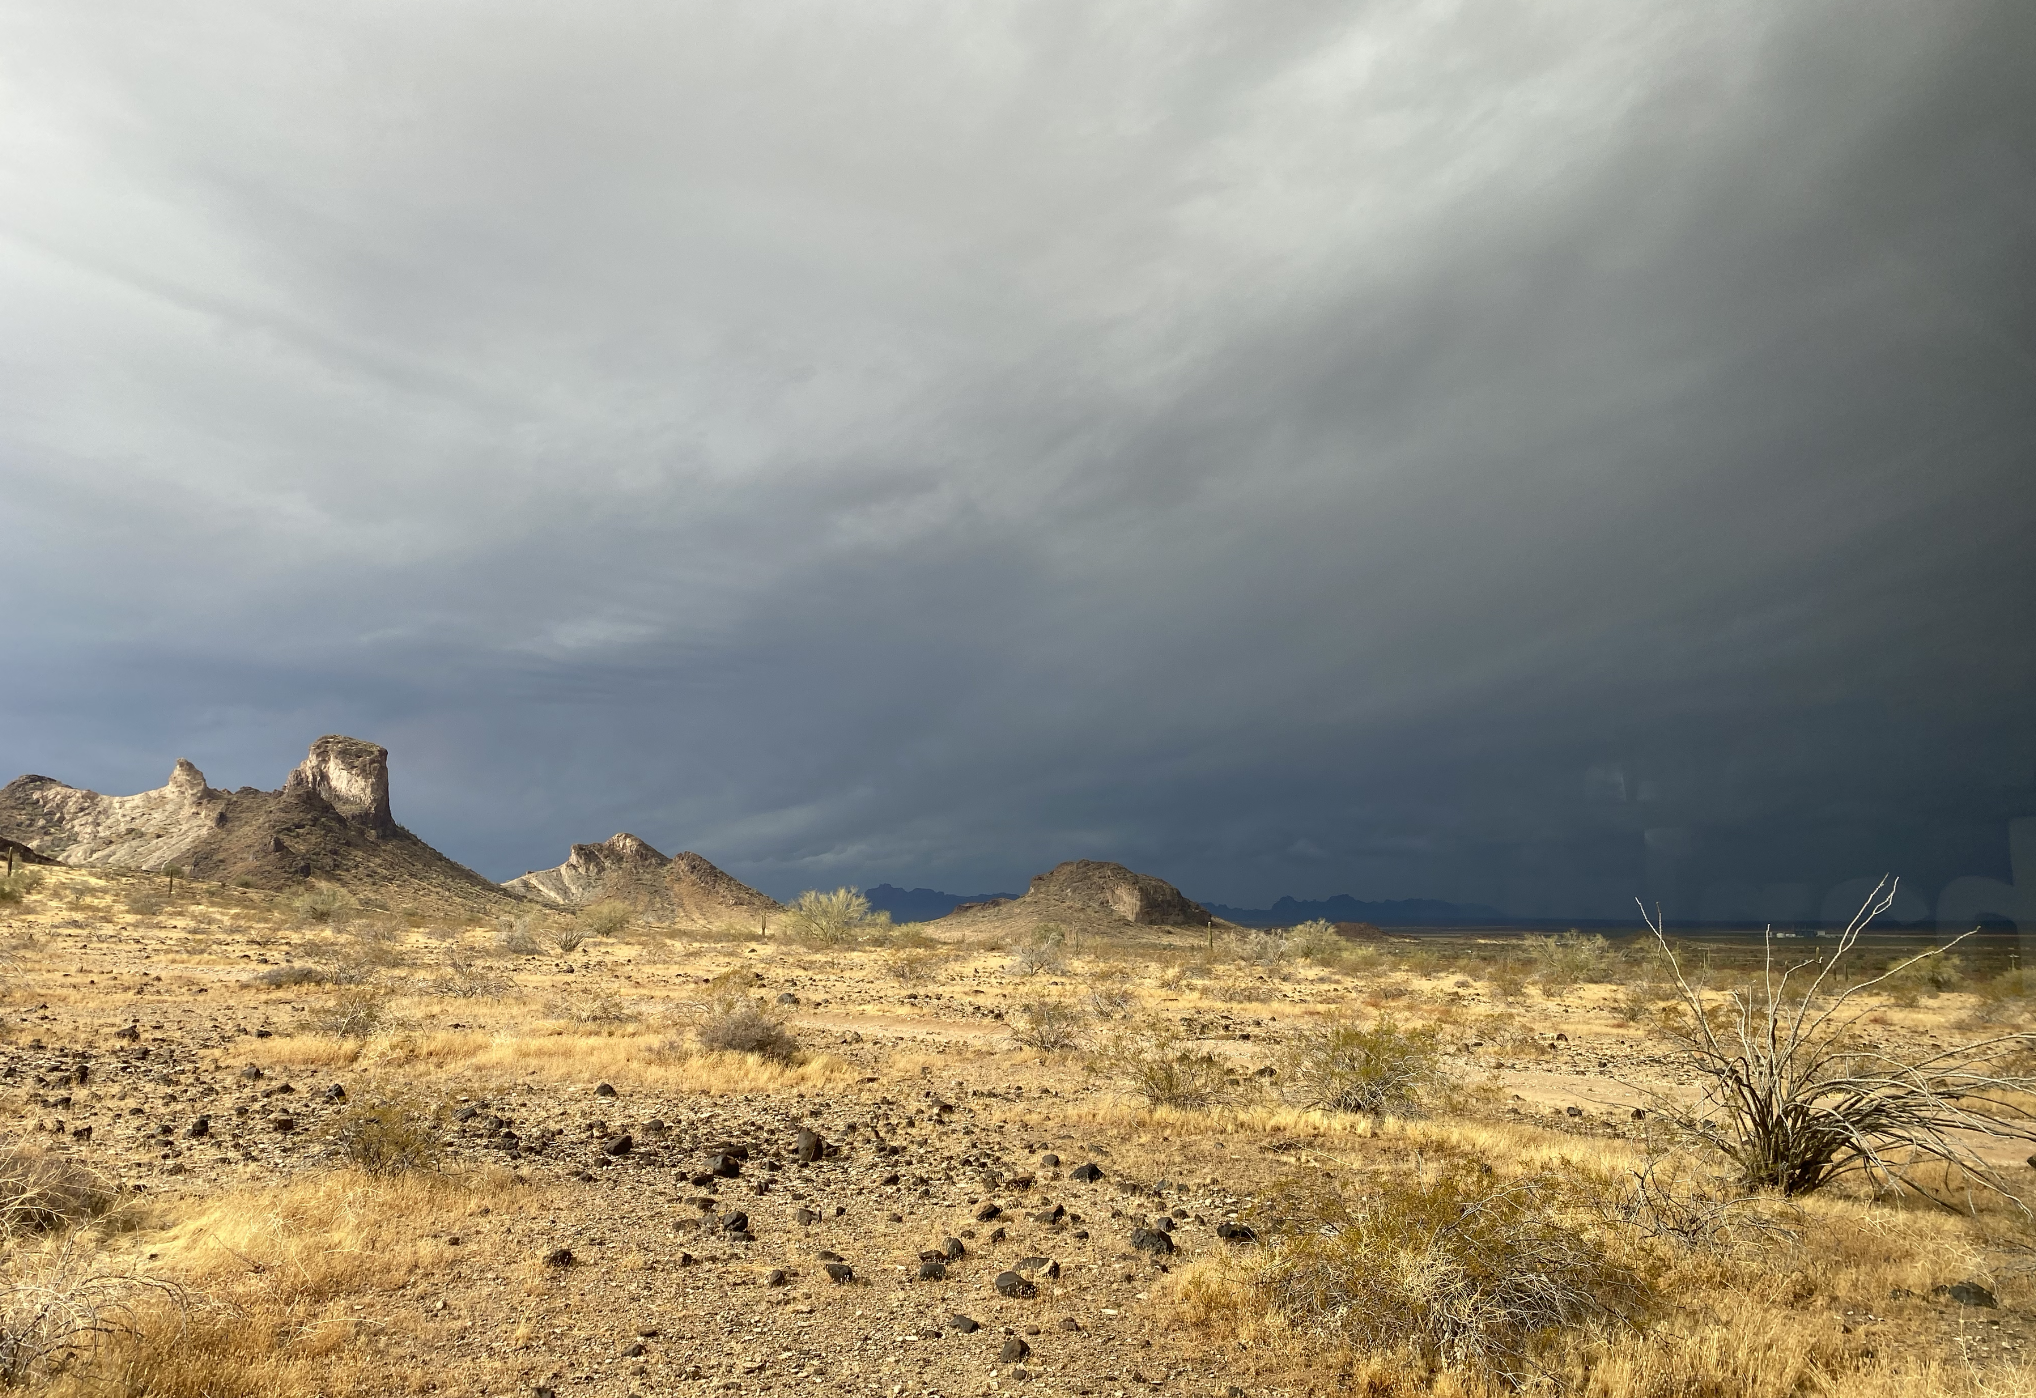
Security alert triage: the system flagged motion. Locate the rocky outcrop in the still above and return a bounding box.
[0,736,517,914]
[506,835,780,926]
[283,736,394,832]
[1021,859,1212,926]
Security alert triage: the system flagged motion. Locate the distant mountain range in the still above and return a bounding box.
[862,883,1021,923]
[1198,893,1510,927]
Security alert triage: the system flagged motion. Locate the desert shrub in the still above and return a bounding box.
[326,1101,442,1176]
[1234,1165,1650,1379]
[1237,929,1291,970]
[1486,958,1528,999]
[1637,881,2036,1200]
[430,951,508,999]
[580,900,632,938]
[293,884,353,927]
[694,997,799,1064]
[1092,1024,1244,1109]
[1282,918,1344,963]
[302,986,389,1039]
[0,1240,173,1387]
[547,923,586,955]
[1523,931,1615,989]
[1593,1153,1801,1256]
[547,993,637,1025]
[0,870,44,906]
[1878,949,1967,1005]
[1616,980,1668,1024]
[780,887,890,947]
[121,889,166,917]
[885,949,951,985]
[1276,1014,1443,1115]
[251,963,329,988]
[1007,997,1084,1051]
[0,1140,116,1237]
[1086,972,1136,1018]
[494,915,542,956]
[1009,924,1070,978]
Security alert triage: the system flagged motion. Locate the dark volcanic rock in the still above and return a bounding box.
[1069,1162,1104,1183]
[993,1270,1037,1299]
[1130,1227,1175,1255]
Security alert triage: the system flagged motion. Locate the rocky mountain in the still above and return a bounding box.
[505,833,779,927]
[0,735,516,915]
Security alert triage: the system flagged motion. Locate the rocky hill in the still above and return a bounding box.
[505,833,779,928]
[0,735,517,916]
[939,858,1214,935]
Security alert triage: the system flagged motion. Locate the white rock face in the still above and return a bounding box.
[505,833,781,924]
[506,832,668,905]
[0,758,227,871]
[284,735,394,830]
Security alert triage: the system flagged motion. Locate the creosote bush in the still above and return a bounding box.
[293,884,353,928]
[494,915,542,956]
[1091,1024,1244,1109]
[693,993,799,1064]
[580,900,632,938]
[1229,1164,1651,1380]
[303,986,389,1040]
[1276,1013,1443,1115]
[1009,924,1069,978]
[1007,997,1084,1051]
[1524,930,1615,989]
[780,887,891,946]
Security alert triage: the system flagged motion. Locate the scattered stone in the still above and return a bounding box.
[238,1065,263,1081]
[709,1153,743,1179]
[602,1134,633,1157]
[794,1207,820,1226]
[1215,1221,1256,1243]
[950,1314,981,1334]
[939,1237,967,1260]
[766,1268,788,1287]
[270,1116,296,1134]
[1130,1227,1174,1255]
[795,1127,824,1163]
[1040,1153,1060,1168]
[1059,1317,1080,1332]
[1069,1162,1104,1183]
[1030,1204,1065,1225]
[1933,1281,1999,1308]
[324,1083,346,1102]
[776,992,800,1005]
[594,1083,617,1098]
[994,1270,1037,1299]
[918,1260,948,1281]
[974,1201,1004,1222]
[622,1342,647,1357]
[824,1262,855,1283]
[543,1248,575,1268]
[720,1211,751,1233]
[183,1117,210,1140]
[1001,1337,1031,1362]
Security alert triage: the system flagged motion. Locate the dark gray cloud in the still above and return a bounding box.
[3,1,2032,921]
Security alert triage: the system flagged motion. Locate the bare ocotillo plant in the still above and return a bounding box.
[1639,877,2036,1205]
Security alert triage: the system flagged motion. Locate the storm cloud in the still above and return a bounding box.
[3,1,2032,922]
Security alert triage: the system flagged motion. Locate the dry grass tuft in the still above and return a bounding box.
[1275,1014,1444,1115]
[0,1140,117,1238]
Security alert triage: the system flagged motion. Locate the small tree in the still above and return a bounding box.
[162,864,184,900]
[1638,878,2036,1204]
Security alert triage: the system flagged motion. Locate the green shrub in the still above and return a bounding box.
[1009,924,1069,978]
[293,884,353,927]
[581,900,632,938]
[1276,1014,1443,1115]
[1523,931,1614,989]
[1092,1024,1243,1109]
[1242,1164,1649,1378]
[780,887,890,946]
[0,870,44,906]
[494,915,542,956]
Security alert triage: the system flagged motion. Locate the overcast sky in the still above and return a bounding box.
[3,2,2032,922]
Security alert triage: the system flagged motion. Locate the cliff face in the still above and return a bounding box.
[0,737,518,914]
[506,834,780,927]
